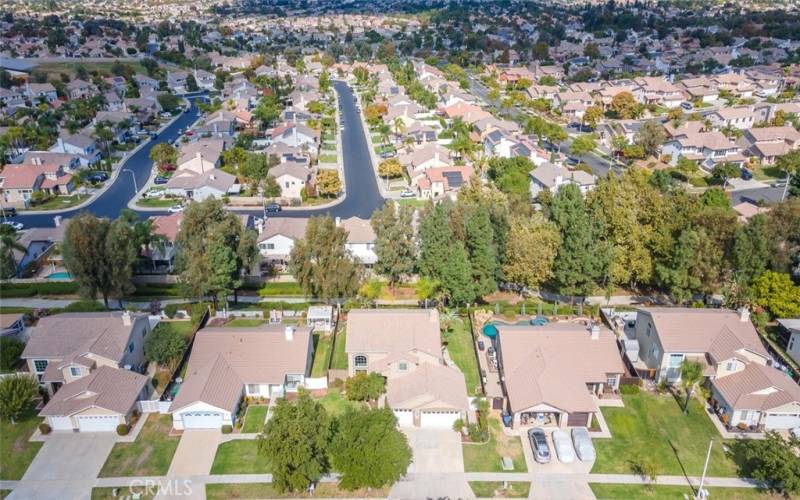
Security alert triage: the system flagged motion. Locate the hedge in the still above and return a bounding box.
[0,282,79,298]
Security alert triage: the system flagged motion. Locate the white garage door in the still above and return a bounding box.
[77,415,119,432]
[49,416,73,431]
[182,412,223,429]
[420,410,460,428]
[765,413,800,430]
[393,409,414,427]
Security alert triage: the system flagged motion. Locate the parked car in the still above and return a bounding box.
[167,204,184,213]
[87,171,109,183]
[681,101,693,111]
[0,207,18,217]
[565,157,580,166]
[571,427,596,462]
[1,221,24,231]
[150,132,158,139]
[154,176,169,185]
[477,340,485,351]
[145,189,163,198]
[379,151,394,159]
[552,430,576,463]
[487,346,496,358]
[400,189,416,198]
[528,428,551,464]
[740,167,753,180]
[265,202,282,213]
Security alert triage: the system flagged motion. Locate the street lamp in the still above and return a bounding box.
[122,169,138,195]
[695,438,714,500]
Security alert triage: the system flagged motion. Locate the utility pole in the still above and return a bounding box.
[122,168,138,195]
[695,438,713,500]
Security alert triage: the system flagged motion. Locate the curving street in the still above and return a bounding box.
[11,81,385,228]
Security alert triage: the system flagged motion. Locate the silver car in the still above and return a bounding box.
[571,427,596,462]
[528,427,551,464]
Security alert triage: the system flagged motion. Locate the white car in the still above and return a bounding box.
[145,189,163,198]
[1,221,23,231]
[167,205,184,213]
[551,430,576,463]
[571,427,596,462]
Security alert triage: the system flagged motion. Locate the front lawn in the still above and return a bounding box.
[443,317,480,396]
[589,484,778,499]
[318,154,337,163]
[753,165,785,181]
[593,392,739,477]
[469,482,530,498]
[206,483,388,499]
[0,412,43,480]
[99,414,179,477]
[136,198,180,208]
[242,406,267,433]
[311,333,333,377]
[315,387,363,417]
[463,418,526,473]
[25,194,90,211]
[210,440,270,474]
[330,328,348,370]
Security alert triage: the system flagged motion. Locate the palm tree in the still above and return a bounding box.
[377,123,391,146]
[393,117,405,145]
[0,225,26,279]
[680,360,704,415]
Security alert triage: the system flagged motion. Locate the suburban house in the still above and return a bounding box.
[338,217,377,266]
[496,322,625,429]
[145,212,183,272]
[270,122,319,151]
[21,312,153,432]
[707,106,756,131]
[268,161,310,200]
[778,319,800,366]
[414,165,474,200]
[164,169,238,201]
[169,324,314,430]
[66,79,96,100]
[176,138,226,173]
[529,162,596,198]
[256,217,308,270]
[50,133,101,166]
[345,309,469,428]
[0,157,76,208]
[633,76,684,108]
[739,126,800,165]
[661,131,746,170]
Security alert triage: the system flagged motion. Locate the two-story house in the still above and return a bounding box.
[661,131,746,170]
[529,162,596,198]
[21,312,153,432]
[345,309,469,428]
[50,133,102,166]
[739,126,800,165]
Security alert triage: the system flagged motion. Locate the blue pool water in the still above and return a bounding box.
[483,316,550,337]
[46,272,73,280]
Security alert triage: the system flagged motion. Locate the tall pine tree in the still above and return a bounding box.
[371,202,416,286]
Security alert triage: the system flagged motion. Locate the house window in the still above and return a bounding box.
[285,374,303,391]
[247,384,260,395]
[266,244,275,250]
[646,323,652,337]
[70,367,81,377]
[606,375,617,388]
[354,355,367,368]
[128,342,135,353]
[34,360,48,373]
[726,360,736,371]
[650,345,660,360]
[398,362,408,372]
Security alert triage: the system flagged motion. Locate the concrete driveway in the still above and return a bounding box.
[167,429,221,476]
[9,432,116,500]
[390,428,474,499]
[521,429,594,475]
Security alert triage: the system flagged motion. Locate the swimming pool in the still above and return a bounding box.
[46,272,73,280]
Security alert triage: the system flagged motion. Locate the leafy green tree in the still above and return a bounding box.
[656,228,704,303]
[610,91,641,119]
[752,271,800,318]
[503,215,560,292]
[371,202,416,287]
[711,162,740,188]
[464,208,497,297]
[319,70,331,94]
[0,374,38,424]
[156,93,181,113]
[570,133,597,157]
[0,338,24,372]
[440,242,476,304]
[259,393,332,493]
[766,198,800,273]
[185,74,199,92]
[680,360,704,414]
[149,143,177,171]
[418,203,453,279]
[330,408,412,490]
[583,105,604,128]
[739,432,800,494]
[254,95,282,128]
[344,372,385,402]
[550,184,607,297]
[777,150,800,201]
[0,225,25,279]
[315,170,341,197]
[144,325,187,368]
[634,120,666,158]
[105,217,139,307]
[63,213,113,306]
[289,216,362,300]
[732,214,770,284]
[701,187,731,209]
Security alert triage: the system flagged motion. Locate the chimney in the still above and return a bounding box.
[738,307,750,323]
[53,215,62,227]
[284,325,294,341]
[122,311,132,326]
[589,323,600,340]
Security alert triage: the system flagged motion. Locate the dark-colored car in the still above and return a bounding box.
[740,167,753,180]
[0,207,17,217]
[266,203,282,213]
[154,176,169,185]
[565,157,580,166]
[528,427,552,464]
[87,171,109,183]
[477,340,485,351]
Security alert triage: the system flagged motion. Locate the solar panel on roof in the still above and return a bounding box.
[442,171,464,188]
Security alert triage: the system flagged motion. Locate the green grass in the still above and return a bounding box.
[258,282,304,296]
[0,281,79,298]
[330,328,348,370]
[311,333,333,377]
[34,61,149,79]
[242,406,267,433]
[0,490,10,499]
[99,414,179,477]
[91,486,157,500]
[0,412,43,480]
[25,194,90,211]
[593,392,739,477]
[315,388,363,417]
[225,318,266,327]
[443,318,481,396]
[318,154,337,163]
[0,307,32,314]
[130,283,183,298]
[136,198,181,208]
[397,198,428,208]
[463,418,526,473]
[206,483,388,499]
[210,440,270,474]
[589,484,778,499]
[469,482,530,498]
[753,165,785,181]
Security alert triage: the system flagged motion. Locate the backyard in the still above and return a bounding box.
[242,406,267,433]
[210,440,270,474]
[311,333,333,377]
[442,317,481,396]
[99,414,179,477]
[150,321,194,392]
[330,328,348,370]
[463,418,527,473]
[0,411,43,480]
[589,484,780,499]
[592,392,740,477]
[315,387,363,417]
[206,483,388,499]
[225,318,266,327]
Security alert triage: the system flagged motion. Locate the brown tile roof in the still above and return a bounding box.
[257,217,308,243]
[498,323,625,414]
[339,217,376,244]
[170,325,312,413]
[713,363,800,411]
[386,363,468,413]
[346,309,443,360]
[151,213,183,241]
[40,365,148,416]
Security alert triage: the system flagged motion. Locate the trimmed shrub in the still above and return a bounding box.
[0,282,79,298]
[38,423,52,435]
[221,424,233,434]
[452,418,464,433]
[116,424,130,436]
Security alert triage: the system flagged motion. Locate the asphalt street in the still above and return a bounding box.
[11,81,385,228]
